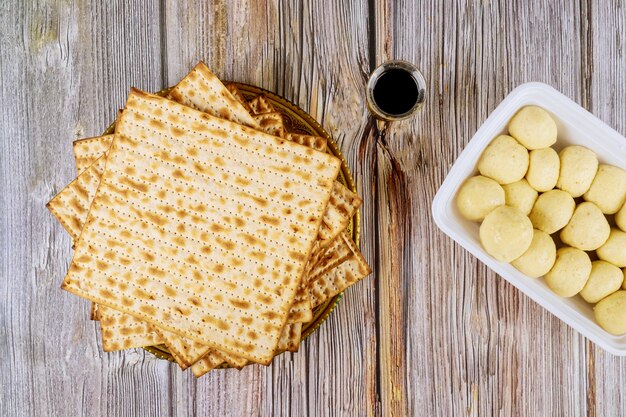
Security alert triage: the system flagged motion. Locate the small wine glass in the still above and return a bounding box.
[366,60,426,121]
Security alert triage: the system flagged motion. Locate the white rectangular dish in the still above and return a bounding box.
[432,82,626,355]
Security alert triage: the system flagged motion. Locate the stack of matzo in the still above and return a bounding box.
[47,62,371,376]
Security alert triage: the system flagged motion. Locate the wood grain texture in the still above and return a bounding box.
[588,3,626,417]
[0,1,172,417]
[3,0,626,416]
[378,1,591,416]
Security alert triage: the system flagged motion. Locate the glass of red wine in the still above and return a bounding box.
[366,60,426,121]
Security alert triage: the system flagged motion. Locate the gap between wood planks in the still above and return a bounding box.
[579,0,596,414]
[366,0,410,416]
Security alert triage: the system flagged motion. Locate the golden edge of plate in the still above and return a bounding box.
[104,84,360,365]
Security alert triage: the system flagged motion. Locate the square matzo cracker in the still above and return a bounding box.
[61,89,340,363]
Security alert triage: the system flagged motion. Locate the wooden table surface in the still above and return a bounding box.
[3,1,626,416]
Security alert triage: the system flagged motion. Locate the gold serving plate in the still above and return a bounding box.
[106,83,359,365]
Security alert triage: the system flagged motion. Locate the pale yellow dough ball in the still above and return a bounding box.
[502,179,538,216]
[583,164,626,214]
[597,229,626,268]
[456,176,505,221]
[560,202,610,251]
[478,135,529,184]
[507,106,558,150]
[617,202,626,232]
[511,229,556,278]
[526,147,560,192]
[594,291,626,335]
[479,206,533,262]
[623,269,626,290]
[556,146,599,197]
[580,261,623,304]
[528,190,576,234]
[544,247,592,298]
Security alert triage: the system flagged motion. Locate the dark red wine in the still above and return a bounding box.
[372,68,419,115]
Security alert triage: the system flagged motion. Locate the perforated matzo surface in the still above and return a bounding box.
[98,305,164,351]
[62,90,340,363]
[54,78,366,369]
[167,62,259,130]
[73,135,113,173]
[309,232,371,308]
[191,351,225,377]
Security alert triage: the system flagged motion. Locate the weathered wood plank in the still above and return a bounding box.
[163,1,376,416]
[0,1,173,417]
[588,2,626,417]
[376,0,595,415]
